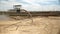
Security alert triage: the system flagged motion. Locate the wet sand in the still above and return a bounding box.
[0,15,60,34]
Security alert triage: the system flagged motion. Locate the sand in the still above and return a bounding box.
[0,16,60,34]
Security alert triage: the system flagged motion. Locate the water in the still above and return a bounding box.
[0,15,11,20]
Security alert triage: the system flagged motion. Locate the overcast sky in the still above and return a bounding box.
[0,0,60,11]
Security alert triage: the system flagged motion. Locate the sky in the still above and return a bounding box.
[0,0,60,11]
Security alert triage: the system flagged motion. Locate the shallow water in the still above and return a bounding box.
[0,15,11,20]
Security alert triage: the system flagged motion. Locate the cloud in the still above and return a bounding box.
[0,0,60,11]
[23,5,60,11]
[0,0,25,11]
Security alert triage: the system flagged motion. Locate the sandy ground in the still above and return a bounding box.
[0,16,60,34]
